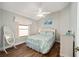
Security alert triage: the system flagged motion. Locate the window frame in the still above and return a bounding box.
[18,24,29,36]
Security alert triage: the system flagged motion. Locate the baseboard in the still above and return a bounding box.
[3,41,25,50]
[56,40,60,43]
[15,41,25,46]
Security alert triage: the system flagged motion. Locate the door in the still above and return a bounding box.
[75,2,79,57]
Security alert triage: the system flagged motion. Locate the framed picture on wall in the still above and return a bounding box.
[41,16,54,28]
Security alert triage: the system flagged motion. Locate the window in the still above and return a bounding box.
[18,25,29,36]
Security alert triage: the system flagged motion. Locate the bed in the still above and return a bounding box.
[26,29,55,54]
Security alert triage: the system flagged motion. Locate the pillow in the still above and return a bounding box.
[40,31,54,36]
[39,32,46,35]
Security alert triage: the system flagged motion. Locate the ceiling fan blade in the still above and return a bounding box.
[37,8,51,18]
[41,12,51,14]
[38,8,42,14]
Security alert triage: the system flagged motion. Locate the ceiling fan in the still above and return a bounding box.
[36,8,51,18]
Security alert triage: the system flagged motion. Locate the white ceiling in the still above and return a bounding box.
[0,2,69,20]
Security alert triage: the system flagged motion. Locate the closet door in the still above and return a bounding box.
[75,2,79,57]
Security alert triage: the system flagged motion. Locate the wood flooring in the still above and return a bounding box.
[0,42,60,57]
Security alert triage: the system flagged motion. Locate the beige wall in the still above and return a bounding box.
[29,21,39,35]
[0,9,40,45]
[1,9,33,45]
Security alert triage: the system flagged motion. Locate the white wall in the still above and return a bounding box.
[38,4,70,42]
[70,3,77,37]
[51,4,71,34]
[52,3,76,42]
[38,3,77,42]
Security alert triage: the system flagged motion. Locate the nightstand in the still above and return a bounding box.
[60,35,73,57]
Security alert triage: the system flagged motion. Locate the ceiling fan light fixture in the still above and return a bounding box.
[36,7,51,18]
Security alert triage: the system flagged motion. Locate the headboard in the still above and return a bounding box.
[39,28,55,33]
[38,28,56,38]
